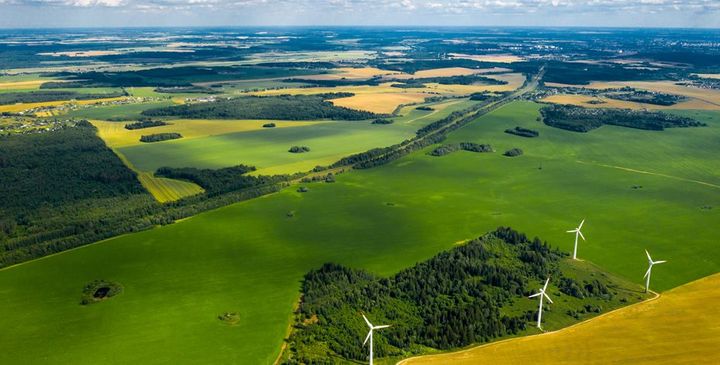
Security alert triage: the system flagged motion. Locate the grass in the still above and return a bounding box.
[116,98,478,176]
[91,119,328,148]
[399,272,720,365]
[65,100,175,120]
[0,101,717,364]
[541,93,720,111]
[136,171,205,203]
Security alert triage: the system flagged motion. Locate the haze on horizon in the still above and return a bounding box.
[0,0,719,29]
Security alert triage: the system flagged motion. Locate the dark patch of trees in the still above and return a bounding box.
[284,77,383,87]
[540,104,706,132]
[371,118,394,125]
[415,106,434,111]
[139,132,182,143]
[142,94,385,121]
[263,123,276,128]
[124,119,168,130]
[429,142,493,156]
[504,148,524,157]
[155,165,287,196]
[505,126,539,138]
[605,90,686,106]
[289,146,311,153]
[283,227,578,363]
[0,90,126,105]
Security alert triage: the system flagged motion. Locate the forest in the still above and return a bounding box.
[282,227,627,364]
[540,104,706,132]
[155,165,288,196]
[142,94,384,120]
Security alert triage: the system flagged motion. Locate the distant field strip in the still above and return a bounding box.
[576,160,720,190]
[399,273,720,365]
[136,172,204,203]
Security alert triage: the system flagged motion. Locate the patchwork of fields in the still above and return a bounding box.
[0,101,717,364]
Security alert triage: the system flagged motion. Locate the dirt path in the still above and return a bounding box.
[575,160,720,190]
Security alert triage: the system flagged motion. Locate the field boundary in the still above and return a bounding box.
[396,289,662,365]
[575,160,720,189]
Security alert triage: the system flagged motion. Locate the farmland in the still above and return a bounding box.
[1,26,719,365]
[0,101,718,363]
[399,272,720,365]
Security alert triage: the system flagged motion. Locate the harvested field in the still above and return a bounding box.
[448,53,525,63]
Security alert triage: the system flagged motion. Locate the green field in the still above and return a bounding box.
[0,101,718,364]
[118,99,478,175]
[66,100,175,120]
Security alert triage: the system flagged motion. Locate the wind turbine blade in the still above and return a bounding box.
[578,219,585,229]
[643,266,652,279]
[566,229,576,233]
[374,325,391,329]
[645,250,652,262]
[543,292,553,304]
[654,260,667,265]
[578,230,586,241]
[362,314,372,328]
[529,292,541,298]
[542,278,550,291]
[363,330,371,346]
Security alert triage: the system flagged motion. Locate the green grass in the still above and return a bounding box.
[66,100,175,120]
[0,101,717,364]
[117,99,478,175]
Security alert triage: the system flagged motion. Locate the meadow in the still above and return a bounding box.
[0,101,717,364]
[399,272,720,365]
[116,99,477,176]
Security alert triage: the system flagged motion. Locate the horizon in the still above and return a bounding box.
[1,0,719,29]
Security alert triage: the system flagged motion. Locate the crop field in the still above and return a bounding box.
[117,99,480,175]
[0,101,717,364]
[65,100,176,120]
[91,119,329,148]
[330,92,428,113]
[389,67,513,79]
[0,96,129,113]
[447,53,525,63]
[250,73,525,112]
[399,272,720,365]
[136,171,205,203]
[540,94,720,110]
[694,73,720,80]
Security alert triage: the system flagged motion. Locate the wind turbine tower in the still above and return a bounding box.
[644,250,667,293]
[529,278,553,330]
[362,314,390,365]
[566,219,586,260]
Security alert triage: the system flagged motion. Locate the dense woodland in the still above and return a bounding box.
[142,94,384,120]
[0,90,127,105]
[505,126,539,138]
[541,104,706,132]
[282,227,631,364]
[0,123,291,267]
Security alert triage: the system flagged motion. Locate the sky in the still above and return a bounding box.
[0,0,719,28]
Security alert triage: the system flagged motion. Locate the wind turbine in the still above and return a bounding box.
[644,250,667,293]
[529,278,553,330]
[566,219,586,260]
[362,314,390,365]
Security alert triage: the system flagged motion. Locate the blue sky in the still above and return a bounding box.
[0,0,719,28]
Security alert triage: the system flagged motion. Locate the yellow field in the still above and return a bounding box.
[546,81,720,108]
[399,273,720,365]
[251,73,524,113]
[0,80,47,90]
[91,119,328,148]
[540,94,720,110]
[390,67,512,79]
[298,67,402,80]
[0,96,128,113]
[330,92,428,113]
[448,53,525,63]
[693,73,720,80]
